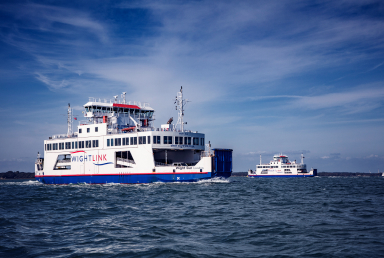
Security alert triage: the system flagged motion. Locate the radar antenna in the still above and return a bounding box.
[175,86,190,132]
[121,92,126,104]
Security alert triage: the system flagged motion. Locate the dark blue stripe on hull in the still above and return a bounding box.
[248,175,314,178]
[36,173,213,184]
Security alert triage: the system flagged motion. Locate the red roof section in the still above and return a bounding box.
[113,103,140,109]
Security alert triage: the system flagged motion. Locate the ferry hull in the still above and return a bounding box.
[248,174,314,178]
[35,172,214,184]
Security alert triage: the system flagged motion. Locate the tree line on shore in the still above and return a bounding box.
[0,171,35,179]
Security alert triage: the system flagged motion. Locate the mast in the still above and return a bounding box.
[175,86,189,132]
[301,153,305,164]
[67,103,72,136]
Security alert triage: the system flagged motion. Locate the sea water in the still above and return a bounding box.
[1,177,384,257]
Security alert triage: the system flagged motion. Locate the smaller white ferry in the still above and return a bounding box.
[248,154,316,177]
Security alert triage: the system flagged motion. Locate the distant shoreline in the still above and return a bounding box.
[0,171,35,180]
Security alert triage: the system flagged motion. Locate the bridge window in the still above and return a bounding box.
[107,139,110,147]
[115,138,121,146]
[79,129,82,134]
[153,136,160,144]
[175,137,179,144]
[163,136,168,144]
[92,140,99,148]
[87,128,90,133]
[193,137,199,145]
[147,136,150,144]
[130,137,137,145]
[95,127,98,132]
[86,140,91,148]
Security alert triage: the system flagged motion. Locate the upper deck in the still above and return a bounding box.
[45,89,205,152]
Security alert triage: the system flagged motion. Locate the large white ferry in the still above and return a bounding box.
[248,154,316,177]
[35,87,232,184]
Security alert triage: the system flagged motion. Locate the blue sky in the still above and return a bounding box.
[1,0,384,172]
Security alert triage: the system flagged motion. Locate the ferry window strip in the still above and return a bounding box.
[92,140,99,148]
[153,136,160,144]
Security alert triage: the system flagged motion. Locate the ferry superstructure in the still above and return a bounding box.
[248,154,316,177]
[35,87,232,184]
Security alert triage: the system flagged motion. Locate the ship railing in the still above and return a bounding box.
[51,134,69,139]
[117,158,136,165]
[155,161,167,166]
[56,159,71,163]
[113,128,199,134]
[201,150,213,157]
[87,98,151,109]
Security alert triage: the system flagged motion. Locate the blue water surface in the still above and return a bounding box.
[1,177,384,257]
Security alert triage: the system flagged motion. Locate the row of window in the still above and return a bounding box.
[107,136,204,147]
[107,136,149,147]
[45,140,99,151]
[46,136,205,151]
[155,136,204,146]
[79,127,98,134]
[257,165,297,168]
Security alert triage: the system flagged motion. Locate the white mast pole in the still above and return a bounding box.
[67,103,72,136]
[175,86,189,132]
